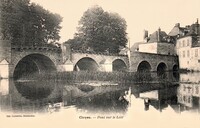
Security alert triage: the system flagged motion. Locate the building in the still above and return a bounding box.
[134,28,176,55]
[171,19,200,71]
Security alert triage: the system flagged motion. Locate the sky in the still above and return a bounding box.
[31,0,200,47]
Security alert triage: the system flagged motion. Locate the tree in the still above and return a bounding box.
[66,6,128,53]
[0,0,62,46]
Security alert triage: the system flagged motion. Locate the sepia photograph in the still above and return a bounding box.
[1,0,200,128]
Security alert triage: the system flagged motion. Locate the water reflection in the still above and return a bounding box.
[1,72,200,115]
[14,81,55,100]
[177,72,200,113]
[138,86,178,112]
[62,84,129,114]
[0,79,62,113]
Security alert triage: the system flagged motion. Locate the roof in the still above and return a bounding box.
[64,59,73,64]
[148,30,168,43]
[0,59,9,65]
[130,42,145,51]
[119,47,129,55]
[185,23,200,36]
[175,20,200,39]
[168,23,185,37]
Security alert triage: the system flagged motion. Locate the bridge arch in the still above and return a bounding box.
[112,59,127,71]
[157,62,167,78]
[137,61,151,72]
[172,64,179,80]
[74,57,99,71]
[13,54,57,79]
[173,64,179,72]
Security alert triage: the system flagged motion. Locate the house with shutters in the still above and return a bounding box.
[169,19,200,71]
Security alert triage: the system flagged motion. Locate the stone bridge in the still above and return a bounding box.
[0,40,63,78]
[130,51,179,73]
[9,46,63,79]
[0,40,130,78]
[0,40,179,79]
[62,50,129,72]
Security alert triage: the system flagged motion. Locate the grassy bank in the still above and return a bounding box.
[16,71,178,85]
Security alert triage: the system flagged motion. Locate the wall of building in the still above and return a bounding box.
[157,43,175,55]
[138,42,175,55]
[139,43,157,54]
[176,36,200,71]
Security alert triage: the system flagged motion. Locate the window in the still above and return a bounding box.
[183,85,186,91]
[187,39,190,46]
[183,96,186,102]
[188,97,191,103]
[183,40,185,47]
[183,51,185,58]
[195,49,198,57]
[176,42,179,48]
[179,41,181,47]
[195,86,199,94]
[187,50,190,57]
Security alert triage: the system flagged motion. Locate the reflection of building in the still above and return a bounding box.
[178,73,200,111]
[177,84,193,108]
[177,83,200,110]
[170,19,200,70]
[179,72,200,83]
[139,86,178,112]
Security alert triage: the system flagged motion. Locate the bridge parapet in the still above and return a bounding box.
[11,46,62,53]
[71,50,128,57]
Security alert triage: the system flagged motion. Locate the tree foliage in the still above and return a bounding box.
[0,0,62,46]
[66,6,128,53]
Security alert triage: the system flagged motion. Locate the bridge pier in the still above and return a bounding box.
[101,61,113,72]
[0,60,9,79]
[0,40,11,79]
[59,59,74,72]
[0,79,9,95]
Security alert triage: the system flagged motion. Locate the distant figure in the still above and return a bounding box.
[144,98,150,111]
[47,103,54,114]
[119,87,131,106]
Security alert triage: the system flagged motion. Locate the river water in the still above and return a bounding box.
[0,72,200,117]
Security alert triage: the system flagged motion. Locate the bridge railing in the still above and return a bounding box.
[71,49,128,57]
[11,45,62,52]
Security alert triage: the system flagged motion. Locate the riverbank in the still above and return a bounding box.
[15,71,178,85]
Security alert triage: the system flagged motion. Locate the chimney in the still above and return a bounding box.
[175,23,180,27]
[195,18,199,35]
[143,30,148,42]
[157,27,161,42]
